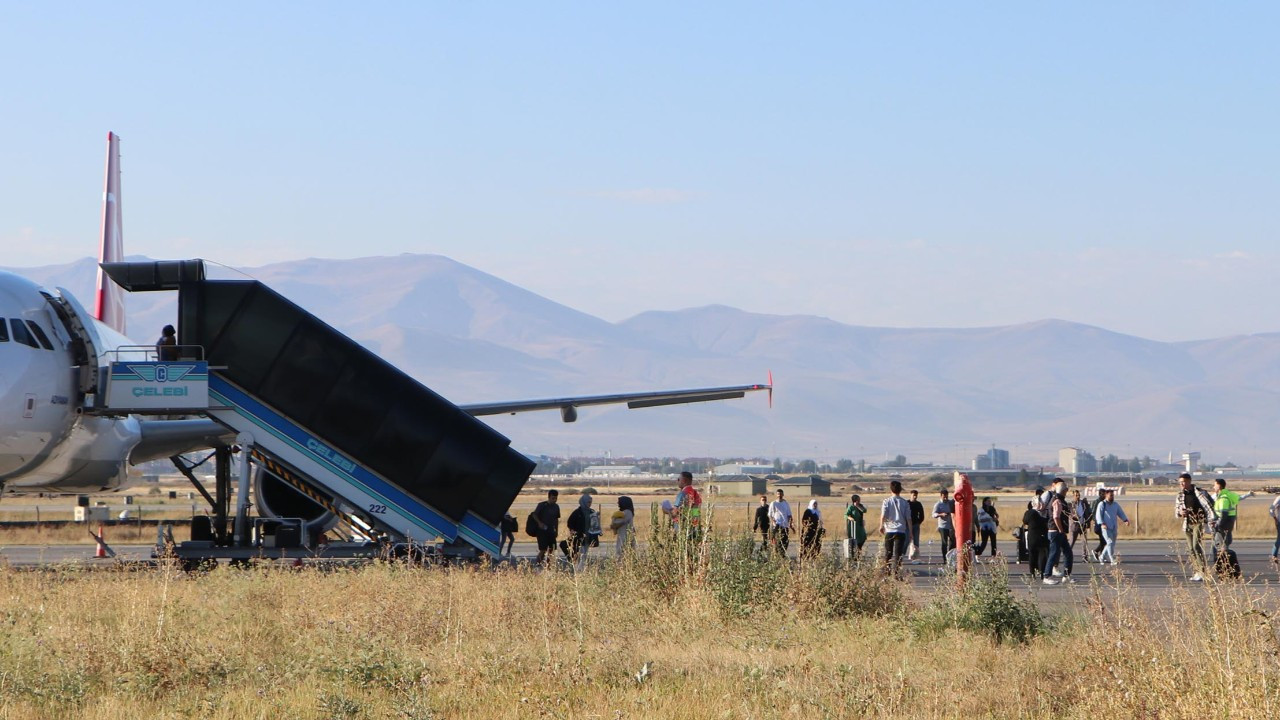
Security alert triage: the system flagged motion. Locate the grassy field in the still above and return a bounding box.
[0,520,1278,719]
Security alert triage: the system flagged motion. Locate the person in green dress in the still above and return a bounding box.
[845,494,868,559]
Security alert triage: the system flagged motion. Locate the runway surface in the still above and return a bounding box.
[4,539,1278,608]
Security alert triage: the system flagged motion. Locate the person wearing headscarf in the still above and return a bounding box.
[566,493,597,570]
[610,496,636,556]
[800,499,825,560]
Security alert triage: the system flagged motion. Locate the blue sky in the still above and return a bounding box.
[1,3,1276,341]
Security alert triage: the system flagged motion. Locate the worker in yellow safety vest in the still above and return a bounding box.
[1211,477,1254,554]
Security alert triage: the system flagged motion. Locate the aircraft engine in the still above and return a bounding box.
[252,466,339,536]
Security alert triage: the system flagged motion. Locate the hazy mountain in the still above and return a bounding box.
[6,254,1280,463]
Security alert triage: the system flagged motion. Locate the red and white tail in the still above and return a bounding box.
[94,131,126,335]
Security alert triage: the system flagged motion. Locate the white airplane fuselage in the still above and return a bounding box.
[0,270,142,493]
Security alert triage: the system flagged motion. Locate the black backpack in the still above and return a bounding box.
[525,511,540,537]
[500,514,518,534]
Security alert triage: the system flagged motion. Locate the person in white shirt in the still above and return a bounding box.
[879,480,913,577]
[768,489,793,556]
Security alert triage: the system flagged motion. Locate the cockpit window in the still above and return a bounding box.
[0,319,7,342]
[25,321,53,350]
[9,319,38,349]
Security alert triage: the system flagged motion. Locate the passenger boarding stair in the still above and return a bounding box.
[103,260,534,558]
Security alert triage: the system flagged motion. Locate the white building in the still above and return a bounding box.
[582,465,641,477]
[715,463,775,476]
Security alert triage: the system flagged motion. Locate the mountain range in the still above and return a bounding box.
[7,254,1279,465]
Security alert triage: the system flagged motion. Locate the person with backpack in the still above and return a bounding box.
[499,513,518,557]
[566,492,600,570]
[1175,473,1217,582]
[1093,489,1130,565]
[531,490,561,567]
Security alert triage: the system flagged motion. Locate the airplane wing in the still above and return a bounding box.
[458,382,772,423]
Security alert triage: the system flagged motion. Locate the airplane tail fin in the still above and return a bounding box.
[93,131,126,335]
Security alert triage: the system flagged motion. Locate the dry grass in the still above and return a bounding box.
[0,520,1277,719]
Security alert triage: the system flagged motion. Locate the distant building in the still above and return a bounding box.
[770,475,832,497]
[1059,447,1097,474]
[582,465,641,477]
[971,447,1010,471]
[710,475,768,496]
[715,463,775,476]
[965,469,1041,489]
[1182,452,1201,473]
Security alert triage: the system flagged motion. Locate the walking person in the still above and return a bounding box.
[933,488,955,560]
[1069,489,1093,560]
[566,493,598,570]
[1093,489,1130,564]
[879,480,912,577]
[499,513,518,557]
[533,490,561,567]
[1210,478,1253,557]
[1174,473,1216,582]
[907,490,925,562]
[768,489,793,557]
[845,494,868,559]
[1021,500,1049,579]
[752,494,771,554]
[672,471,703,539]
[1270,494,1280,566]
[610,496,636,556]
[1042,484,1074,584]
[1092,506,1108,563]
[800,499,825,560]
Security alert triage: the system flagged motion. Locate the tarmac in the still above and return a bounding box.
[3,537,1277,575]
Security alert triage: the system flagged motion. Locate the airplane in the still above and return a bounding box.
[0,133,771,527]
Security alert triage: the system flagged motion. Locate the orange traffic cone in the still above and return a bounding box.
[95,525,108,558]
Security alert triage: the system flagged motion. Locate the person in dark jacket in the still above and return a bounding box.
[1021,500,1049,578]
[155,324,179,361]
[800,500,825,561]
[533,490,561,566]
[752,494,771,553]
[565,493,598,570]
[499,513,518,557]
[1069,489,1092,558]
[907,490,926,561]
